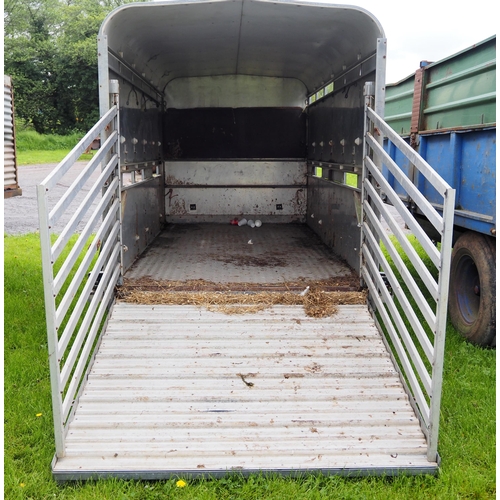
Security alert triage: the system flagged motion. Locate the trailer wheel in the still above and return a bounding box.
[448,232,496,347]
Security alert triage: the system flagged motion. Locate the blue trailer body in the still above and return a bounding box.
[384,126,496,238]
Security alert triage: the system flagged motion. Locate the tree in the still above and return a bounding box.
[4,0,139,134]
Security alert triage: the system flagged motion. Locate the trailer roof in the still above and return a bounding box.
[99,0,384,94]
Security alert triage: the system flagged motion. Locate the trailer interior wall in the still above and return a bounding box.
[162,75,308,229]
[99,0,385,271]
[306,62,377,270]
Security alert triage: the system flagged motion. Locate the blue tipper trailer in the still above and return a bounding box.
[384,35,496,347]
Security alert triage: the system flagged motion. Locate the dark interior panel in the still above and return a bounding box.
[120,107,163,164]
[307,80,368,166]
[164,107,306,159]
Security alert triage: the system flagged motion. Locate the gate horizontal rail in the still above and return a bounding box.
[361,105,455,461]
[37,90,121,457]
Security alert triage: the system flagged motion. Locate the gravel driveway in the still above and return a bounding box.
[4,162,101,235]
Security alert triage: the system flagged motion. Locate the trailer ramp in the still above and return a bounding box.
[52,303,436,480]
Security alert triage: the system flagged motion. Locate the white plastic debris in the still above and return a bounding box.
[255,220,262,227]
[300,286,310,296]
[238,218,247,226]
[248,219,255,228]
[248,239,253,245]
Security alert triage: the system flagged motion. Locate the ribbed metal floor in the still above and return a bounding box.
[53,304,437,480]
[125,223,353,284]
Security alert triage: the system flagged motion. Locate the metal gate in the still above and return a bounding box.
[360,89,455,461]
[37,82,122,458]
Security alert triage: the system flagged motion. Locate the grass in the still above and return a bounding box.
[4,233,496,499]
[16,130,85,151]
[15,129,94,165]
[17,150,95,165]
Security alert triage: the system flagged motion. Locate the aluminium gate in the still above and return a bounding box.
[37,82,122,458]
[360,87,455,462]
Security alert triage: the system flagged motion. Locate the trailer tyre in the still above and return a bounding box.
[448,232,496,347]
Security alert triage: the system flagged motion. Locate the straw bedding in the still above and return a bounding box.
[118,277,367,318]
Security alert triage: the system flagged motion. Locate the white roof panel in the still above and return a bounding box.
[100,0,384,93]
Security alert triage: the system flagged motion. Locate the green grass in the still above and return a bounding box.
[15,130,94,165]
[16,130,85,151]
[4,234,496,499]
[17,150,94,165]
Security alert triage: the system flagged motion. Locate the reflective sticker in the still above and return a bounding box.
[314,166,323,178]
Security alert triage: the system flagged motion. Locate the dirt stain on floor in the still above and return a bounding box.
[212,253,287,268]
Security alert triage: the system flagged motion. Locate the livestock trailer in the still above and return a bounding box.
[37,0,456,480]
[384,36,496,347]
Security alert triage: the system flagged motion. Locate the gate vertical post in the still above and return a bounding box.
[427,186,455,460]
[374,38,387,118]
[108,79,124,283]
[361,38,386,289]
[360,82,375,286]
[37,185,65,457]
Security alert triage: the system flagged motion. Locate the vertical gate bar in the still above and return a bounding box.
[108,80,124,283]
[359,84,374,285]
[98,35,110,117]
[427,186,456,461]
[361,38,386,280]
[37,184,65,457]
[374,38,387,118]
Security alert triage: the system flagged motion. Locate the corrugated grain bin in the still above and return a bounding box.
[4,75,22,198]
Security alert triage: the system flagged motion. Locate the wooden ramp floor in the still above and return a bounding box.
[53,303,437,480]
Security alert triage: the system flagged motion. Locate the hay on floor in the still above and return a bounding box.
[118,282,367,318]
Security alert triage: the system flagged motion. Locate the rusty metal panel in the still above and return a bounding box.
[164,161,307,223]
[52,303,436,480]
[410,68,425,136]
[165,187,306,223]
[4,75,21,197]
